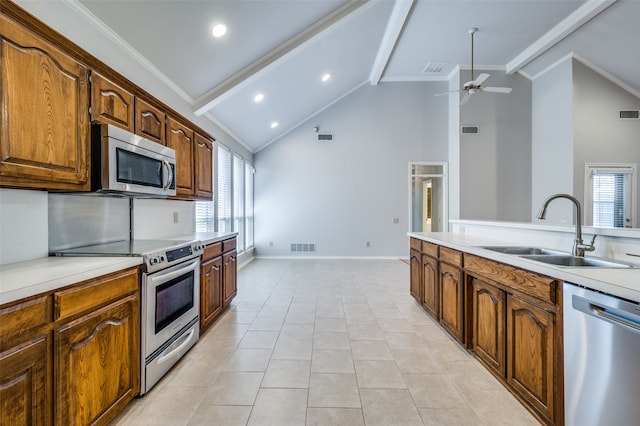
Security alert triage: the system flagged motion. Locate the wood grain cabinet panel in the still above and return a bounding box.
[54,293,140,426]
[409,248,421,302]
[470,277,505,376]
[166,117,194,198]
[439,262,464,342]
[90,71,134,131]
[223,250,237,307]
[200,255,223,331]
[507,294,555,422]
[135,97,165,144]
[421,254,438,318]
[194,133,213,199]
[0,336,49,426]
[0,14,89,190]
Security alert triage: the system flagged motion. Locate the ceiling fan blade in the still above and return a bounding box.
[472,73,490,86]
[434,89,461,96]
[483,86,512,94]
[460,92,472,106]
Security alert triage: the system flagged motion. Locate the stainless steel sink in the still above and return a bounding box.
[480,246,567,256]
[519,254,637,268]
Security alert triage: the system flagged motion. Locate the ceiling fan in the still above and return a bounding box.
[436,27,512,105]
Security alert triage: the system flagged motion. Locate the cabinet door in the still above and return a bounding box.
[54,294,140,426]
[421,254,438,318]
[0,336,49,426]
[201,255,223,331]
[409,248,421,302]
[470,277,505,376]
[439,262,464,342]
[135,97,165,144]
[506,295,555,422]
[223,250,237,307]
[0,15,89,190]
[194,133,214,199]
[166,117,194,197]
[90,71,134,131]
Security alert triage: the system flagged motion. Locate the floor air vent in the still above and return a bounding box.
[461,125,479,135]
[619,109,639,119]
[290,243,316,253]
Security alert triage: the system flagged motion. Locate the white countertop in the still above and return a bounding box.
[172,232,237,245]
[0,256,143,305]
[409,232,640,303]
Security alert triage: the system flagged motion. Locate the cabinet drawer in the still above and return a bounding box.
[440,246,462,266]
[465,254,556,305]
[0,295,50,349]
[54,268,139,321]
[410,238,422,251]
[422,241,438,257]
[203,242,222,260]
[223,238,236,253]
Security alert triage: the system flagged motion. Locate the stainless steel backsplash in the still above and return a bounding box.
[48,193,130,252]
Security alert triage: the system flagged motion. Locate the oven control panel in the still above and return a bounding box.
[144,241,204,272]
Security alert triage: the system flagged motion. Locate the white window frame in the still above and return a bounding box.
[216,143,232,233]
[245,161,255,251]
[584,163,637,228]
[233,153,245,253]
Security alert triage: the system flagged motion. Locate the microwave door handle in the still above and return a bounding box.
[162,160,173,191]
[150,259,198,284]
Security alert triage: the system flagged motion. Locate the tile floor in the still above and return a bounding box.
[112,259,539,425]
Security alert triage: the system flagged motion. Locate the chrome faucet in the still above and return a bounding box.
[536,193,596,257]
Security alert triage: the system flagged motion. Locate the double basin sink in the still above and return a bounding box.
[479,246,637,268]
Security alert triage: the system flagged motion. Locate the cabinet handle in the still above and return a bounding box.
[212,265,220,271]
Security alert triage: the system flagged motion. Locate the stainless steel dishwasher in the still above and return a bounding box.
[563,282,640,426]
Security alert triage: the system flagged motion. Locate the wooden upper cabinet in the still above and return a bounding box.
[166,117,195,197]
[194,133,214,199]
[90,71,134,132]
[0,14,90,190]
[135,97,165,145]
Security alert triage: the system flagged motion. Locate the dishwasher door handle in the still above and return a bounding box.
[573,294,640,334]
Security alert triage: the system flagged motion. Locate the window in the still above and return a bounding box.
[245,161,255,250]
[233,153,245,252]
[195,201,214,232]
[217,144,231,232]
[585,164,636,228]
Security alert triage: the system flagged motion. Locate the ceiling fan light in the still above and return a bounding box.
[212,24,227,38]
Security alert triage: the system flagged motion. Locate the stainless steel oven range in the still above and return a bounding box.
[55,239,204,395]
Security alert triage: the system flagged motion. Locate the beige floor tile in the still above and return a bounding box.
[311,349,355,373]
[202,371,263,405]
[377,317,416,332]
[313,331,351,350]
[249,316,284,331]
[220,310,258,325]
[444,360,504,393]
[403,373,467,409]
[428,338,474,363]
[314,318,347,331]
[280,323,315,340]
[383,331,428,350]
[262,359,311,388]
[247,388,308,426]
[463,388,540,425]
[419,406,485,426]
[208,322,250,340]
[271,338,313,360]
[347,323,385,340]
[288,302,317,313]
[354,359,405,389]
[392,349,443,374]
[224,348,273,372]
[308,373,361,408]
[360,388,423,426]
[350,340,393,360]
[187,405,252,426]
[306,407,365,426]
[238,331,279,349]
[345,311,377,324]
[285,312,316,324]
[162,357,222,387]
[113,386,207,425]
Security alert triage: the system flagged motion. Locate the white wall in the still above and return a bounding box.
[459,70,532,222]
[0,189,48,265]
[531,57,575,224]
[254,82,448,257]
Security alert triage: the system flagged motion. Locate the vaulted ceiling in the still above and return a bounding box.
[71,0,639,152]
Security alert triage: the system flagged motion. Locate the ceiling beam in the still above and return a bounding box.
[506,0,616,74]
[368,0,414,85]
[192,0,374,116]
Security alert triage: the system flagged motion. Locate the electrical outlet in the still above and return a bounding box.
[392,218,399,224]
[173,212,179,223]
[269,241,274,247]
[366,241,370,247]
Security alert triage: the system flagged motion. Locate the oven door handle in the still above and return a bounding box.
[156,328,196,365]
[150,259,199,284]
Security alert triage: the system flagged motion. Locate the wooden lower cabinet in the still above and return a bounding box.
[200,254,223,331]
[439,261,464,342]
[409,248,421,302]
[507,294,556,422]
[421,254,438,318]
[470,276,505,376]
[223,250,237,307]
[0,336,49,426]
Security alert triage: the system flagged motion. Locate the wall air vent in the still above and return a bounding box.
[619,109,640,120]
[290,243,316,253]
[316,133,333,142]
[423,62,448,73]
[461,125,479,135]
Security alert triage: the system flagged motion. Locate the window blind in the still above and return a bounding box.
[217,145,231,232]
[195,201,214,232]
[233,153,245,252]
[245,161,255,250]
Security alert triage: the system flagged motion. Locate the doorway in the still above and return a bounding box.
[410,162,447,232]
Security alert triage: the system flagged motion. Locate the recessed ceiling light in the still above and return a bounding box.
[254,93,264,103]
[270,122,279,129]
[212,24,227,38]
[322,73,331,82]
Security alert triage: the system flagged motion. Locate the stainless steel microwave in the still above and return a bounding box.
[91,123,176,197]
